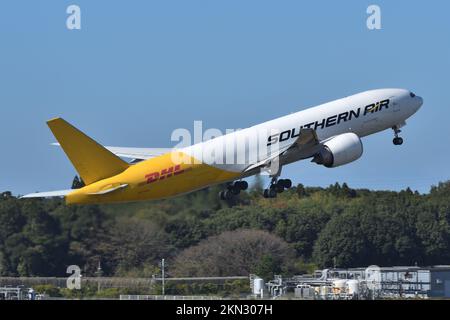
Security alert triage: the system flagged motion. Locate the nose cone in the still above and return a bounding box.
[413,95,423,112]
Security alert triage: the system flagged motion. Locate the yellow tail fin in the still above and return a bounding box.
[47,118,129,185]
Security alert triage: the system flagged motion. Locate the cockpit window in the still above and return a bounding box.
[410,92,416,98]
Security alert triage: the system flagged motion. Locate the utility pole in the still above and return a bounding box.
[95,260,103,293]
[161,258,165,296]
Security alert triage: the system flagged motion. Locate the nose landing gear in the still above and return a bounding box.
[393,137,403,145]
[392,125,404,145]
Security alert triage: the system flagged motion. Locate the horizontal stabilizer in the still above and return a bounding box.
[52,143,172,160]
[105,147,172,160]
[21,190,73,199]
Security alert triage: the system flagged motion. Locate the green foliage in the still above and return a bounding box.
[34,284,62,297]
[291,259,318,274]
[31,284,151,299]
[71,176,85,189]
[59,284,98,299]
[170,229,295,277]
[94,288,122,299]
[2,181,450,281]
[164,279,250,297]
[254,255,279,280]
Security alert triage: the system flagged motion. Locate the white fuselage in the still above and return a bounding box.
[181,88,423,174]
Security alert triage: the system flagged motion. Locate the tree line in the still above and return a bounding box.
[1,179,450,281]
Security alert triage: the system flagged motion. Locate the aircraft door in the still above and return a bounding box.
[391,96,401,114]
[361,103,379,134]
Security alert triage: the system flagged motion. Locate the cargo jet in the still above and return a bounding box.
[22,88,423,204]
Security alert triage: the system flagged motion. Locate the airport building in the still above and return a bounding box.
[261,265,450,300]
[2,265,450,300]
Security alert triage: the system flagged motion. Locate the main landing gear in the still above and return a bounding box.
[263,177,292,198]
[392,125,404,146]
[219,180,249,200]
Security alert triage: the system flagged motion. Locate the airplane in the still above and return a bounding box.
[22,88,423,204]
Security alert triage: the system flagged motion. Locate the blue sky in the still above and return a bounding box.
[1,0,449,195]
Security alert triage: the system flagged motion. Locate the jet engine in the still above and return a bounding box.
[312,132,363,168]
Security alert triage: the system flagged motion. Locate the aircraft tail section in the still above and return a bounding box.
[47,118,129,185]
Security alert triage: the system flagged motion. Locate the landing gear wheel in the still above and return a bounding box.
[236,181,248,190]
[275,184,284,193]
[270,188,277,197]
[393,137,403,145]
[231,187,240,195]
[279,179,292,189]
[392,125,403,146]
[263,188,277,198]
[219,190,234,200]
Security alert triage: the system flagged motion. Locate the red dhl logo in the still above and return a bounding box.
[145,165,185,184]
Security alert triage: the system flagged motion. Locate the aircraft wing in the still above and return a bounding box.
[244,128,320,173]
[292,128,320,149]
[21,189,73,198]
[52,143,172,160]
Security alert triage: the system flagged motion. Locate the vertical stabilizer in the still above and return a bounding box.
[47,118,129,185]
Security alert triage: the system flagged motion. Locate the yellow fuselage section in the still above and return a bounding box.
[66,152,240,205]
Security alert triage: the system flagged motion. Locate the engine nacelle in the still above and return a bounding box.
[312,133,363,168]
